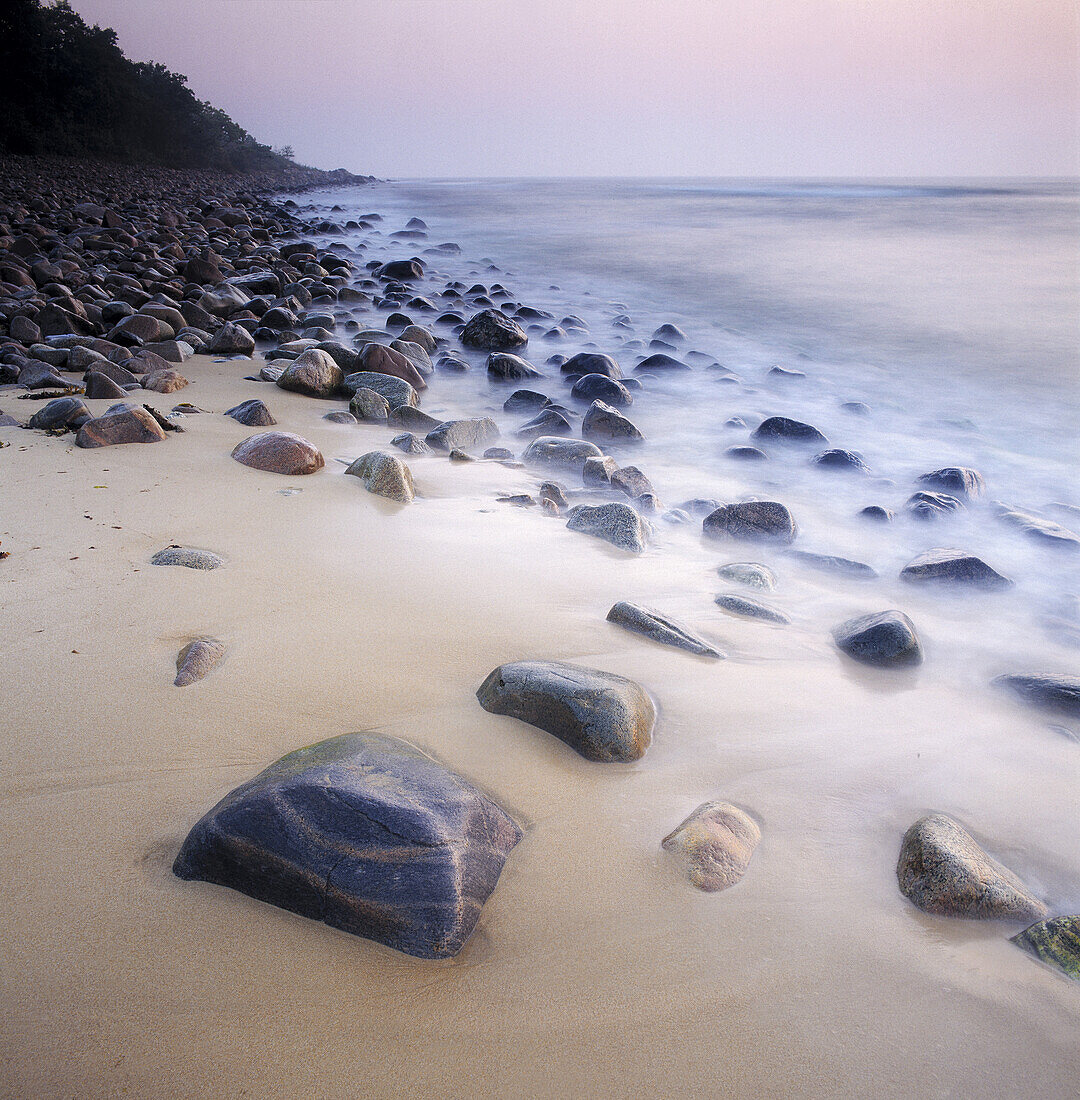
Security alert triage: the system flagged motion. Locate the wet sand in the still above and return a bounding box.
[1,355,1077,1098]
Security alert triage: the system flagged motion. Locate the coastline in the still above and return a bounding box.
[1,163,1078,1098]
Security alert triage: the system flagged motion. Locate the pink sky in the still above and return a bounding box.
[71,0,1078,177]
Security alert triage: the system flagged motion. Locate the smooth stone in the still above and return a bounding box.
[716,562,776,591]
[523,436,604,477]
[387,406,441,432]
[174,638,225,686]
[896,814,1047,921]
[425,417,500,453]
[726,445,768,461]
[1011,916,1080,981]
[231,431,324,475]
[833,610,922,666]
[906,490,964,519]
[996,508,1080,550]
[635,352,690,372]
[28,396,92,431]
[476,660,654,763]
[571,373,633,406]
[606,601,723,658]
[83,370,128,399]
[714,593,790,624]
[142,369,188,394]
[566,502,651,553]
[351,387,390,421]
[151,547,224,571]
[225,399,276,426]
[900,548,1011,589]
[206,321,255,355]
[918,466,985,499]
[561,352,622,379]
[789,550,878,579]
[516,408,573,439]
[324,411,359,425]
[75,403,167,448]
[487,352,540,380]
[751,416,827,445]
[814,448,869,473]
[345,451,415,503]
[173,732,522,959]
[609,465,653,499]
[703,502,797,544]
[460,308,527,350]
[992,674,1080,718]
[860,505,893,522]
[661,802,760,891]
[582,400,644,443]
[390,432,432,455]
[343,371,419,410]
[276,348,344,399]
[503,389,551,414]
[680,498,724,518]
[356,343,427,391]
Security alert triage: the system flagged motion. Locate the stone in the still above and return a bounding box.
[142,369,188,394]
[566,502,651,553]
[582,400,644,443]
[75,403,167,448]
[390,432,432,455]
[425,417,500,453]
[387,406,441,432]
[487,352,540,380]
[173,732,521,959]
[789,550,878,579]
[562,352,622,379]
[398,325,436,352]
[199,284,251,317]
[109,313,174,345]
[900,548,1011,589]
[661,802,760,892]
[504,389,551,414]
[582,455,619,487]
[538,482,568,509]
[606,602,723,658]
[571,373,633,406]
[896,814,1046,921]
[345,450,415,503]
[356,343,427,391]
[751,416,827,445]
[225,399,276,426]
[83,370,128,399]
[918,467,985,499]
[992,674,1080,718]
[860,505,893,522]
[231,431,324,475]
[833,611,922,667]
[325,411,359,425]
[635,353,690,372]
[276,348,344,398]
[174,638,225,687]
[996,508,1080,551]
[390,339,434,376]
[351,387,391,421]
[151,547,224,571]
[476,660,655,763]
[1011,916,1080,981]
[813,448,869,473]
[376,259,425,280]
[714,594,790,624]
[906,491,964,519]
[703,502,797,543]
[609,466,653,499]
[726,446,768,461]
[716,563,776,591]
[461,309,528,350]
[28,396,92,431]
[523,436,604,477]
[516,408,573,439]
[206,321,255,355]
[343,371,419,410]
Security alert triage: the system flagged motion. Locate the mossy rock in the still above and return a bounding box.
[1011,916,1080,980]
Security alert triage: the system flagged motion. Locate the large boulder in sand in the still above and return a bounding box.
[1011,916,1080,981]
[566,502,651,553]
[461,308,528,350]
[606,601,723,658]
[900,548,1011,589]
[345,450,415,503]
[28,396,92,431]
[356,343,427,390]
[662,802,760,892]
[703,501,797,543]
[896,814,1046,921]
[173,733,522,959]
[75,403,167,448]
[425,417,500,453]
[476,660,655,763]
[231,431,324,475]
[225,399,276,426]
[833,610,922,667]
[276,348,344,398]
[992,674,1080,718]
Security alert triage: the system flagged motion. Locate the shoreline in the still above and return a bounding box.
[1,164,1078,1098]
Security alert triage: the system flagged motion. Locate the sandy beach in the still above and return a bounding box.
[1,350,1077,1098]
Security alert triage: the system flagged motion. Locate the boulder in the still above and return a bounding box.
[703,501,797,543]
[751,416,827,445]
[175,638,225,687]
[461,308,528,350]
[906,491,964,519]
[833,611,922,667]
[425,417,500,453]
[276,348,344,398]
[516,408,573,439]
[571,373,633,406]
[343,371,419,410]
[75,403,167,448]
[896,814,1046,921]
[356,343,427,391]
[28,396,92,431]
[813,449,869,473]
[918,467,985,499]
[661,802,760,892]
[992,674,1080,718]
[476,660,655,763]
[142,369,188,394]
[606,602,723,658]
[582,455,618,487]
[206,321,255,355]
[351,388,390,421]
[566,502,651,553]
[716,562,776,590]
[487,352,540,380]
[726,446,768,462]
[1011,916,1080,981]
[391,432,432,455]
[522,436,604,476]
[173,733,522,959]
[900,548,1011,589]
[108,313,173,345]
[225,399,276,426]
[635,353,689,372]
[376,259,425,280]
[345,451,415,503]
[562,352,622,379]
[788,550,878,579]
[504,389,551,414]
[714,594,790,624]
[83,370,128,399]
[231,431,324,475]
[996,508,1080,551]
[582,400,644,443]
[387,405,441,432]
[609,466,653,499]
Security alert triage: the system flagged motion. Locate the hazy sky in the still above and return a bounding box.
[71,0,1078,178]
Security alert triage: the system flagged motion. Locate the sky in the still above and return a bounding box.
[70,0,1079,178]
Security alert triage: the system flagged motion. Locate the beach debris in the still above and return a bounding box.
[174,638,225,686]
[607,601,724,658]
[345,450,415,503]
[833,610,922,666]
[662,802,760,891]
[231,431,324,475]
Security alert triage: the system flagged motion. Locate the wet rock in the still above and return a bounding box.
[571,373,633,406]
[504,389,551,414]
[860,505,893,522]
[751,416,827,445]
[714,593,790,624]
[325,411,359,425]
[398,325,436,352]
[1011,916,1080,981]
[225,399,276,426]
[662,802,760,892]
[582,455,619,487]
[498,494,537,508]
[387,406,441,432]
[343,371,419,410]
[561,352,622,379]
[993,674,1080,719]
[918,467,985,499]
[609,466,653,499]
[768,365,805,379]
[345,450,415,503]
[487,352,540,380]
[516,408,573,439]
[231,431,324,475]
[716,562,776,590]
[906,491,964,519]
[390,432,432,455]
[75,403,167,448]
[833,611,922,667]
[461,308,528,350]
[996,508,1080,551]
[425,417,500,453]
[703,502,797,544]
[476,660,655,763]
[539,482,568,509]
[523,436,604,477]
[28,396,92,431]
[789,550,878,579]
[351,387,390,421]
[83,370,128,399]
[726,445,768,462]
[356,344,427,391]
[606,601,723,658]
[814,449,869,473]
[900,548,1011,589]
[151,547,224,571]
[206,321,255,355]
[896,814,1047,921]
[174,638,225,687]
[566,502,651,553]
[173,732,521,959]
[681,498,724,518]
[449,449,475,463]
[276,348,344,399]
[376,259,425,280]
[582,400,644,443]
[635,352,690,372]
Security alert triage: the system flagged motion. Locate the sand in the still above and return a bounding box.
[1,355,1077,1098]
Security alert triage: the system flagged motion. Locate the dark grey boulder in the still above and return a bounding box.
[996,508,1080,551]
[789,550,877,579]
[387,405,441,432]
[714,593,790,624]
[206,321,255,355]
[173,733,522,959]
[83,370,129,399]
[918,467,985,499]
[561,352,622,379]
[523,436,604,477]
[461,308,527,350]
[476,660,655,762]
[571,373,633,406]
[896,814,1046,921]
[225,399,276,426]
[703,502,797,544]
[860,505,893,522]
[992,674,1080,718]
[487,352,540,380]
[351,388,391,422]
[504,389,551,414]
[516,408,573,439]
[566,502,651,552]
[28,395,92,431]
[390,432,432,455]
[900,548,1011,589]
[343,371,419,410]
[425,417,500,453]
[751,416,827,445]
[609,465,653,499]
[607,601,723,658]
[582,400,644,443]
[906,491,964,519]
[833,610,922,666]
[726,446,768,461]
[635,353,689,372]
[814,449,869,473]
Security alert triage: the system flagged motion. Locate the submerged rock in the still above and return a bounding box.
[345,450,415,503]
[751,416,827,445]
[906,491,964,519]
[476,660,655,763]
[461,308,528,350]
[918,466,985,499]
[174,638,225,687]
[788,550,878,579]
[992,674,1080,718]
[1011,916,1080,981]
[896,814,1046,921]
[996,508,1080,551]
[582,400,644,443]
[562,352,622,379]
[487,352,540,380]
[714,593,790,624]
[662,802,760,892]
[173,732,522,959]
[833,610,922,667]
[425,417,500,453]
[566,502,651,553]
[813,448,869,473]
[716,562,776,590]
[606,601,723,658]
[523,436,604,477]
[703,502,797,544]
[390,432,432,455]
[151,547,224,571]
[900,548,1011,589]
[231,431,324,475]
